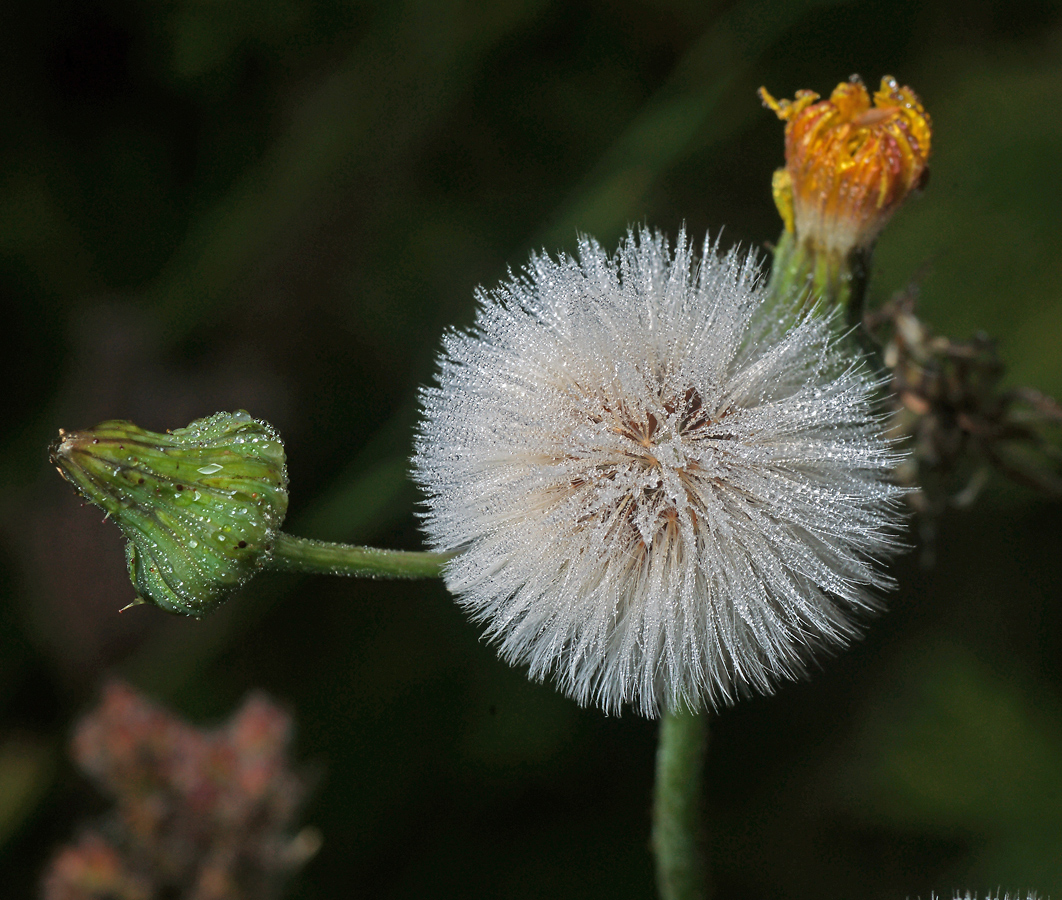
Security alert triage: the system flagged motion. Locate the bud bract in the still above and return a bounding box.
[51,411,289,616]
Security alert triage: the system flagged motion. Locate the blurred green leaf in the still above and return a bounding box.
[0,738,54,854]
[848,641,1062,888]
[874,44,1062,398]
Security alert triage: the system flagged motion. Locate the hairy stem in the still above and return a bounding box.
[268,533,450,579]
[652,708,710,900]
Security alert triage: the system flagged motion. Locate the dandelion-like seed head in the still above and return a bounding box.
[949,894,1041,900]
[413,229,907,716]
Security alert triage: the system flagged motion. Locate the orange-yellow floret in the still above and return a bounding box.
[759,76,931,255]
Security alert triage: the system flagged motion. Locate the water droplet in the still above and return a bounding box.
[197,463,223,475]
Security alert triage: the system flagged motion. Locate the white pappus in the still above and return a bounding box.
[413,227,907,716]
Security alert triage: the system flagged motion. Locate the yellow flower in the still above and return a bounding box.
[760,76,931,257]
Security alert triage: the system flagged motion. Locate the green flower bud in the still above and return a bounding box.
[50,411,289,617]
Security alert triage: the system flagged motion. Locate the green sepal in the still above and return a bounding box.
[765,228,870,324]
[51,411,288,617]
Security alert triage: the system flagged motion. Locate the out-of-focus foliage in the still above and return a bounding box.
[1,0,1060,897]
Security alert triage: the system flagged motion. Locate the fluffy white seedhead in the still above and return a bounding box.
[947,894,1041,899]
[413,228,906,716]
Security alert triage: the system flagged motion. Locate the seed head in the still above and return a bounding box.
[413,229,906,716]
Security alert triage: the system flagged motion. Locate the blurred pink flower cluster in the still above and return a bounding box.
[43,682,318,900]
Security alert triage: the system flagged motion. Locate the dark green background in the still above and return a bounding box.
[2,0,1061,896]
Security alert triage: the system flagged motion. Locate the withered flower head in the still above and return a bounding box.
[760,76,931,258]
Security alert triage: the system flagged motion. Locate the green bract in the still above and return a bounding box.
[50,411,289,616]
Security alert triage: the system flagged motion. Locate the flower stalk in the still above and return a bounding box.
[766,227,872,324]
[268,533,449,579]
[652,708,710,900]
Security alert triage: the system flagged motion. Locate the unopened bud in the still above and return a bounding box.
[51,411,288,617]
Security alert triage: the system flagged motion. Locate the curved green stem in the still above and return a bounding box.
[267,533,450,579]
[652,708,710,900]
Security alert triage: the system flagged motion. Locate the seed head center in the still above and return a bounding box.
[570,385,726,545]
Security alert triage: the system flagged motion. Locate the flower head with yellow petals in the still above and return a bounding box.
[760,75,931,258]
